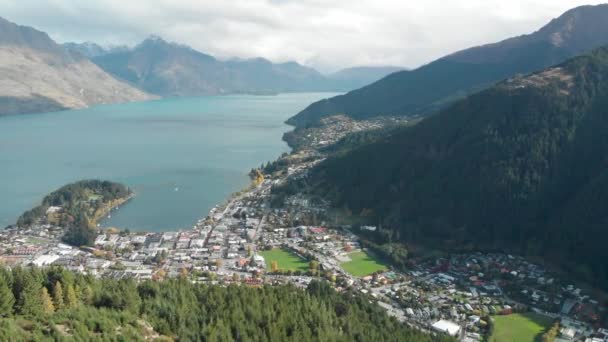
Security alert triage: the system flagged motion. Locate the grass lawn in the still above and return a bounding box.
[260,248,308,272]
[340,251,388,277]
[490,313,553,342]
[25,237,47,244]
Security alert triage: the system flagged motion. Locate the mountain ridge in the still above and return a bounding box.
[90,36,402,96]
[287,4,608,127]
[0,17,153,116]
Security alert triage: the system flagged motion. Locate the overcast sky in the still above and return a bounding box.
[1,0,606,72]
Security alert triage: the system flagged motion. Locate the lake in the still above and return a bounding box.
[0,93,335,231]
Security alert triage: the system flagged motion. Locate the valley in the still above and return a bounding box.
[2,2,608,341]
[3,103,607,341]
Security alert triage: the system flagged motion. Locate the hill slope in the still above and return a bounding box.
[288,4,608,127]
[313,46,608,285]
[0,17,152,116]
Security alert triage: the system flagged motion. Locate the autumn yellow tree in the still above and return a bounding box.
[40,287,54,315]
[52,281,64,310]
[154,269,167,281]
[271,261,279,273]
[252,169,265,186]
[64,284,78,308]
[179,267,189,279]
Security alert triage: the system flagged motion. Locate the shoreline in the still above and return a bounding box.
[94,193,135,227]
[11,180,134,232]
[0,92,337,231]
[3,112,607,339]
[0,92,339,119]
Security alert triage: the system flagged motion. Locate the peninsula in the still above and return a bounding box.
[15,180,133,246]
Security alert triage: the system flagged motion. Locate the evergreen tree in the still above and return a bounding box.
[0,267,452,341]
[0,277,14,317]
[81,285,94,305]
[16,276,42,317]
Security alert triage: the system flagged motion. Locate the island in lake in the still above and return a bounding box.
[15,180,133,247]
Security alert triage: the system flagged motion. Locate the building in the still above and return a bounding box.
[46,206,62,214]
[32,255,60,267]
[432,320,461,337]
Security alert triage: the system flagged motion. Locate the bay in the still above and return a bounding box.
[0,93,336,231]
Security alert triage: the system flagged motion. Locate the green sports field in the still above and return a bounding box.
[490,313,553,342]
[259,248,308,272]
[340,251,388,277]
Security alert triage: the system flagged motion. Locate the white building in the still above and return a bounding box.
[432,320,461,336]
[32,255,60,267]
[46,206,62,214]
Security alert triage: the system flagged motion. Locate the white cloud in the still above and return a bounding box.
[1,0,605,72]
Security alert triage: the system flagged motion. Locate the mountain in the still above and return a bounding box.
[62,41,107,58]
[0,17,152,116]
[92,36,334,96]
[288,4,608,127]
[62,42,129,59]
[312,46,608,286]
[224,57,330,93]
[327,66,406,90]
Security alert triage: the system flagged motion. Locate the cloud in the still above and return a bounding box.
[1,0,605,72]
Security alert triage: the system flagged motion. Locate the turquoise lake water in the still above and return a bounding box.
[0,93,334,231]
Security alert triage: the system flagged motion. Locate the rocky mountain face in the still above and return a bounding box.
[92,37,228,97]
[0,17,153,116]
[0,14,401,116]
[288,4,608,127]
[92,36,324,96]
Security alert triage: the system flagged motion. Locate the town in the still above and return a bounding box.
[1,116,607,342]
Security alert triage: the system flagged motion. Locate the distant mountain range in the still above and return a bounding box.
[326,66,405,91]
[0,17,152,116]
[0,14,402,116]
[81,36,402,97]
[88,36,326,96]
[313,46,608,286]
[288,4,608,127]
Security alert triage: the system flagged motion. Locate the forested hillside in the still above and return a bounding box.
[0,267,450,341]
[312,46,608,286]
[16,180,132,247]
[287,4,608,127]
